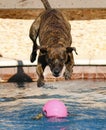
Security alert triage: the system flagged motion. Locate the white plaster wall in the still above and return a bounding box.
[0,0,106,9]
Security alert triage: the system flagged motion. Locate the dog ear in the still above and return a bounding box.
[66,47,78,55]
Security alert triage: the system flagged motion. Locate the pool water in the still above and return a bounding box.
[0,80,106,130]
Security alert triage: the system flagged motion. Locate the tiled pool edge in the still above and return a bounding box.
[0,60,106,82]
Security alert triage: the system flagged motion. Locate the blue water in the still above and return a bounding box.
[0,103,106,130]
[0,80,106,130]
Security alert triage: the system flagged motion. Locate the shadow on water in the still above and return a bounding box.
[8,60,32,87]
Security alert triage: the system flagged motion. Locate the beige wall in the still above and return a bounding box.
[0,0,106,9]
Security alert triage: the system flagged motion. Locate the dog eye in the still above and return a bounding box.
[60,58,64,61]
[48,58,52,63]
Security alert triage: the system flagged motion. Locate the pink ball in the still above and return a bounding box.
[43,99,68,118]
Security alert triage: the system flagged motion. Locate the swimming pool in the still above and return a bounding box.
[0,80,106,130]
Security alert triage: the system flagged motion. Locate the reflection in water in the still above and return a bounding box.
[0,97,16,102]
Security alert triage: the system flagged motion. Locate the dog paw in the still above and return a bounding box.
[64,68,73,80]
[63,71,72,80]
[37,81,45,87]
[63,73,71,80]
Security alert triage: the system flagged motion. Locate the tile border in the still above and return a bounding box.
[0,65,106,83]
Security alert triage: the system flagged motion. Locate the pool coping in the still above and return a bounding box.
[0,59,106,67]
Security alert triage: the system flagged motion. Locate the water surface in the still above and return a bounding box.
[0,80,106,130]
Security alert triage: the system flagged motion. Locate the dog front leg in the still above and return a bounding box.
[64,53,74,80]
[29,15,41,62]
[36,64,45,87]
[36,55,47,87]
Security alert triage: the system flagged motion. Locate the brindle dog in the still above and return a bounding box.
[29,0,77,87]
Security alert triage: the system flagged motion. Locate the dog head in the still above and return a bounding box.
[39,46,77,77]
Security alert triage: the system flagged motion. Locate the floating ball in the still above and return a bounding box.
[43,99,68,118]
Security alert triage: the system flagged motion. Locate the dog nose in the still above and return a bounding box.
[53,68,60,77]
[54,69,59,74]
